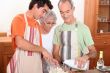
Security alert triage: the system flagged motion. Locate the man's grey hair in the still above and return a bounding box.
[39,10,57,24]
[58,0,74,8]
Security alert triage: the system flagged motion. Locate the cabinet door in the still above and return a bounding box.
[95,45,110,66]
[0,45,3,73]
[2,54,13,73]
[84,0,110,69]
[96,0,110,33]
[84,0,96,36]
[84,0,110,35]
[89,56,98,69]
[89,44,110,69]
[2,42,14,73]
[0,54,3,73]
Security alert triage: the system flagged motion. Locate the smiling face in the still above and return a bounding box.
[59,1,75,24]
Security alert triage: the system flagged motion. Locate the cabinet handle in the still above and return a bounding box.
[104,42,107,44]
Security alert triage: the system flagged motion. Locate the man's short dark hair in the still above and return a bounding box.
[29,0,53,10]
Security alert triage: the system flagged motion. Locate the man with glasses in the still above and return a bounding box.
[53,0,97,70]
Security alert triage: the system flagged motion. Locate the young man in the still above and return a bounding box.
[7,0,57,73]
[53,0,97,69]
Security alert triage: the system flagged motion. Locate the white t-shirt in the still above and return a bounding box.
[42,29,54,54]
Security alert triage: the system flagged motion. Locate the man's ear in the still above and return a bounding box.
[33,4,38,9]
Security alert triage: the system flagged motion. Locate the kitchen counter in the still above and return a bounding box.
[0,36,14,73]
[0,36,12,43]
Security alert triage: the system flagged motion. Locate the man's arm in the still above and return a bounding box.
[15,36,55,61]
[82,45,97,60]
[76,45,97,68]
[53,44,61,64]
[87,45,97,59]
[15,36,43,53]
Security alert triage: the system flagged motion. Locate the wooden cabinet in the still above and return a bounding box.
[97,0,110,33]
[0,32,7,37]
[0,54,2,73]
[89,38,110,69]
[84,0,110,69]
[0,37,14,73]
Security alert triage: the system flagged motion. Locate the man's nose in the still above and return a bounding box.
[62,13,66,16]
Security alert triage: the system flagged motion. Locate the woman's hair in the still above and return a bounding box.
[39,11,57,24]
[29,0,53,10]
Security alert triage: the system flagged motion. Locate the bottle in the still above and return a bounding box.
[96,51,104,69]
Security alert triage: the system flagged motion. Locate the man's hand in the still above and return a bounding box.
[42,49,52,60]
[75,55,89,68]
[51,58,59,65]
[42,49,59,65]
[53,44,61,64]
[75,45,97,68]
